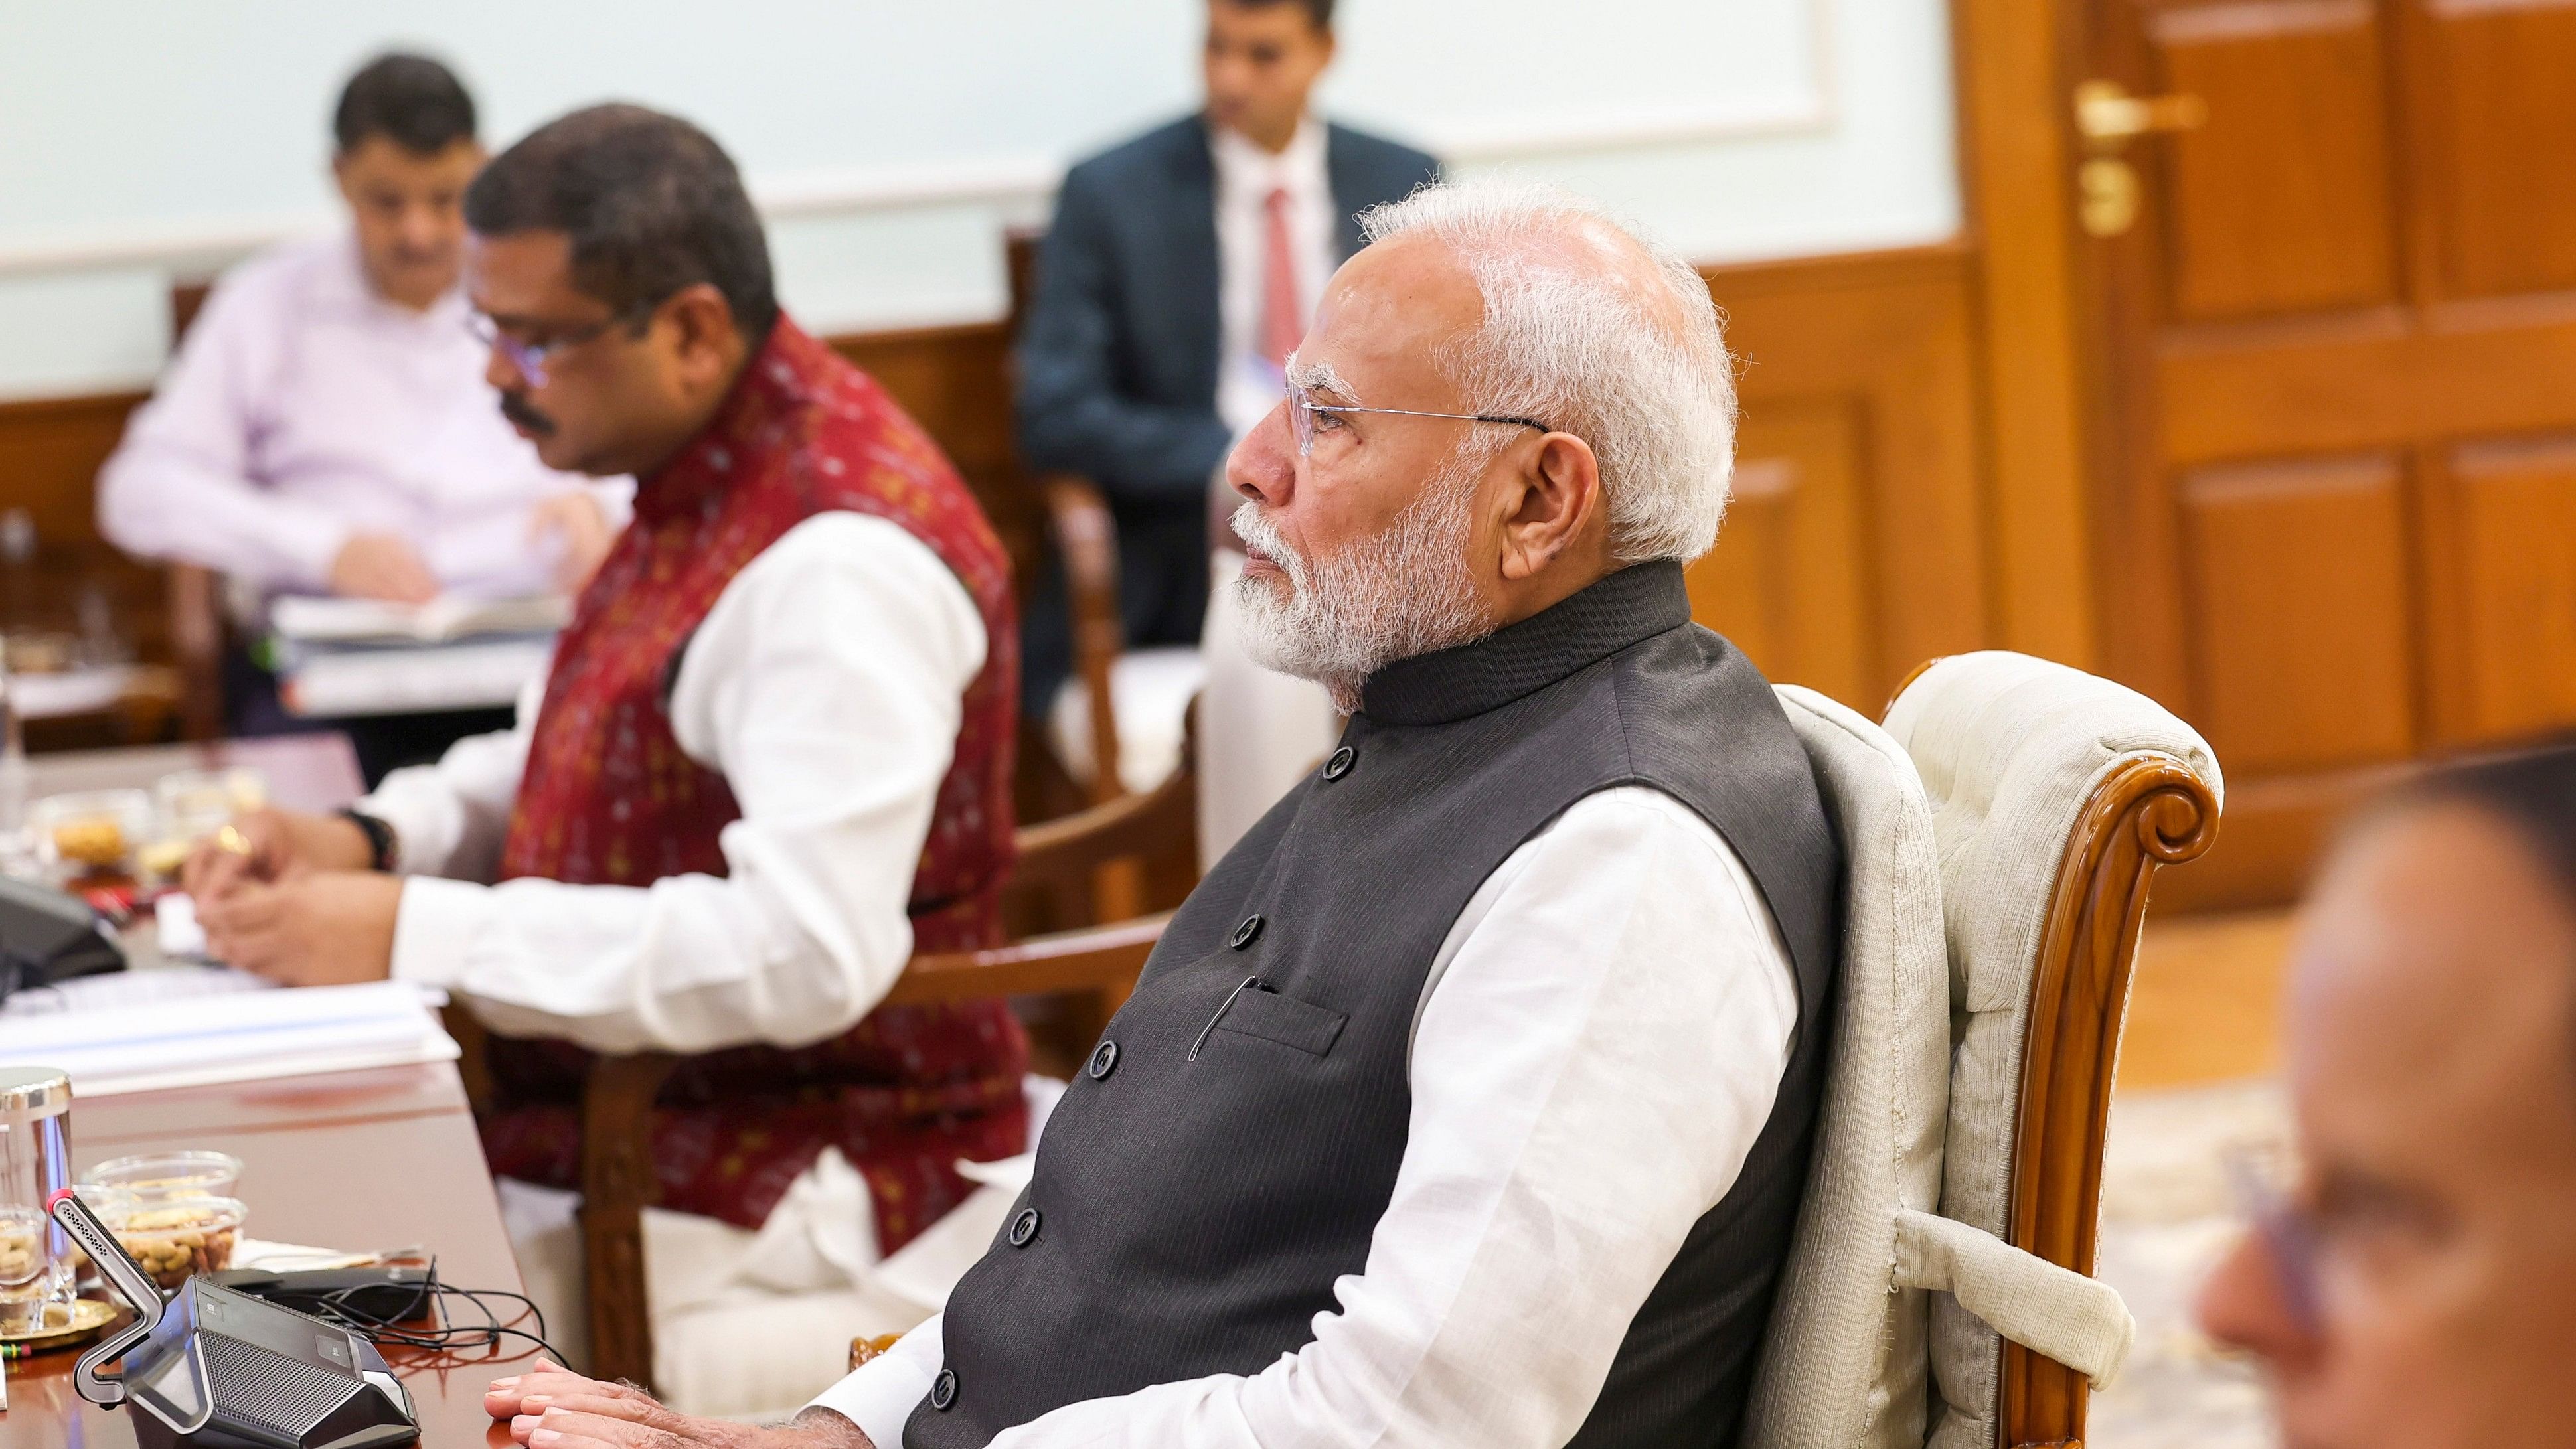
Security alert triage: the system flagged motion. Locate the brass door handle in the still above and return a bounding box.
[2074,80,2208,147]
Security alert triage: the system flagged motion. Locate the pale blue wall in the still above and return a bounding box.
[0,0,1957,400]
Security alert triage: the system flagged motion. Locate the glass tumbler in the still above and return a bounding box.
[0,1066,74,1334]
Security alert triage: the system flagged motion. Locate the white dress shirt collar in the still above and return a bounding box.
[1208,114,1329,201]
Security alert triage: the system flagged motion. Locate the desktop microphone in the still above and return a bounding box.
[47,1188,420,1448]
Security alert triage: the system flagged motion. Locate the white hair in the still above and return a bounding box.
[1358,179,1738,563]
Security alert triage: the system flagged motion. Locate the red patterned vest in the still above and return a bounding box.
[476,317,1028,1249]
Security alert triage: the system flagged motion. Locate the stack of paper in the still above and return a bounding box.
[0,979,457,1097]
[266,592,562,718]
[277,637,553,717]
[270,593,569,645]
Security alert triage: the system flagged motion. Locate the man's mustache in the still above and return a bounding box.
[499,391,558,437]
[1231,502,1304,575]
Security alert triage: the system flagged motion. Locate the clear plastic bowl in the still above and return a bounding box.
[98,1194,246,1290]
[82,1150,243,1202]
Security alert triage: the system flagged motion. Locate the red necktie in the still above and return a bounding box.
[1261,186,1302,368]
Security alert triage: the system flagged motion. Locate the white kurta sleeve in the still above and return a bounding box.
[386,511,987,1055]
[971,786,1799,1449]
[808,1313,947,1446]
[355,682,538,883]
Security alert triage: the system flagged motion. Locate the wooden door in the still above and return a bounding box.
[2079,0,2576,907]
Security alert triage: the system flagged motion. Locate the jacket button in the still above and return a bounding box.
[1008,1207,1042,1247]
[1230,914,1265,950]
[931,1369,958,1411]
[1323,745,1355,780]
[1087,1039,1119,1080]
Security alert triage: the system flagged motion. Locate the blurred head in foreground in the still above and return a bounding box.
[463,104,775,478]
[1224,179,1735,709]
[2198,740,2576,1448]
[332,52,481,310]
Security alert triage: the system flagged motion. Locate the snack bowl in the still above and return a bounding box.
[31,788,152,877]
[82,1149,244,1203]
[98,1194,246,1290]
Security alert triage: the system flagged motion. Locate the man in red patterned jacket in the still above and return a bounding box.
[187,105,1028,1263]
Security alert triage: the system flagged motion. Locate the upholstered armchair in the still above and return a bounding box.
[1749,652,2223,1449]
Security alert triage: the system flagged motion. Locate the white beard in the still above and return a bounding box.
[1230,457,1491,711]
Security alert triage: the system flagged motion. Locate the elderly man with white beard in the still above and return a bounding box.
[485,179,1844,1449]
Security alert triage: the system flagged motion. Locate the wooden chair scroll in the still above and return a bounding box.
[1999,753,2221,1449]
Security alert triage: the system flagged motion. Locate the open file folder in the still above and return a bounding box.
[0,978,458,1097]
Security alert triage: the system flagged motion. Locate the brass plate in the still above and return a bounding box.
[0,1297,120,1353]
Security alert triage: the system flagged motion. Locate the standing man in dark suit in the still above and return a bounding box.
[1014,0,1440,722]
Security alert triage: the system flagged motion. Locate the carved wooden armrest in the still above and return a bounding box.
[848,1332,906,1373]
[880,915,1168,1008]
[2000,752,2221,1448]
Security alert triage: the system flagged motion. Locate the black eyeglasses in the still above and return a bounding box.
[1286,382,1552,457]
[464,301,653,388]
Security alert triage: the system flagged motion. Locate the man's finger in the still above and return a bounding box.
[540,1391,679,1428]
[491,1371,644,1418]
[529,1403,685,1447]
[183,844,250,901]
[196,883,282,937]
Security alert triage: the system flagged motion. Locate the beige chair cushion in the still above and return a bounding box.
[1742,686,1951,1449]
[1880,652,2223,1449]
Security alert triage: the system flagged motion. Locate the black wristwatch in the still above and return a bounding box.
[339,808,400,874]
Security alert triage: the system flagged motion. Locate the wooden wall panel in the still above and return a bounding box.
[1696,246,1992,710]
[0,391,147,549]
[2178,453,2415,773]
[2428,432,2576,741]
[2418,0,2576,298]
[1685,402,1875,706]
[2148,0,2396,320]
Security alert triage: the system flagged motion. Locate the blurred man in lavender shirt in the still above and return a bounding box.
[98,54,626,773]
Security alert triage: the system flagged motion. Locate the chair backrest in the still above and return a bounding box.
[1743,686,1952,1449]
[1880,652,2221,1449]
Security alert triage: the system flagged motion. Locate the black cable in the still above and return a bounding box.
[289,1262,568,1371]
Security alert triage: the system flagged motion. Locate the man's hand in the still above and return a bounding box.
[487,1363,874,1448]
[329,532,439,605]
[529,492,617,597]
[196,872,402,986]
[181,808,374,903]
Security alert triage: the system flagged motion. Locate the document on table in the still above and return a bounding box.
[0,978,457,1097]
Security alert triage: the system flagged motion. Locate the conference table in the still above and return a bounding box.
[3,735,524,1447]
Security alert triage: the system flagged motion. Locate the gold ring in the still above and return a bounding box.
[214,824,253,856]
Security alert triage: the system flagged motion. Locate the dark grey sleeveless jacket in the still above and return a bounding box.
[911,560,1842,1449]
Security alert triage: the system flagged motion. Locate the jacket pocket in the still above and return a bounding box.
[1212,988,1348,1057]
